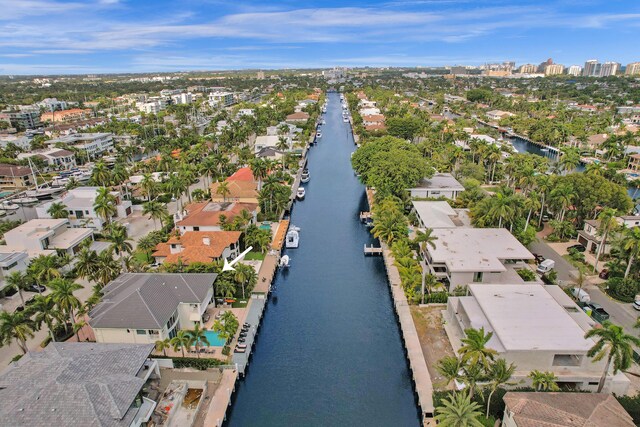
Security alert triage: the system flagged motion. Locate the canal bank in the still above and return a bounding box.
[224,92,420,426]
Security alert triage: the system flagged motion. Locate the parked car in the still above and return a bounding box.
[27,283,46,293]
[584,302,610,323]
[532,253,545,264]
[571,287,591,303]
[633,295,640,311]
[536,259,555,274]
[568,244,586,253]
[598,269,610,280]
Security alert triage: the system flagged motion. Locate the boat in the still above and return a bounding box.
[540,148,549,152]
[301,170,310,183]
[322,120,326,125]
[316,132,322,138]
[279,254,290,268]
[296,187,305,200]
[0,201,20,210]
[12,197,39,206]
[343,117,349,123]
[285,228,299,248]
[25,185,65,200]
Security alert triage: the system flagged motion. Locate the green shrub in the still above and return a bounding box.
[516,268,536,281]
[154,356,224,370]
[425,292,448,304]
[606,277,639,303]
[617,394,640,425]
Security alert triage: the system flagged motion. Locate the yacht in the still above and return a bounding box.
[301,170,310,183]
[279,254,290,268]
[0,201,20,210]
[285,228,299,248]
[13,197,39,206]
[296,187,306,200]
[25,185,65,200]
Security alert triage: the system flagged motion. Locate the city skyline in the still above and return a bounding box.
[0,0,639,75]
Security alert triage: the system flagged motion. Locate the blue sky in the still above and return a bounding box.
[0,0,638,74]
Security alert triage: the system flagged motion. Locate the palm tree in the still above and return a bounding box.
[29,294,63,342]
[459,327,498,369]
[187,323,210,358]
[250,158,269,191]
[74,247,99,281]
[215,278,237,299]
[585,321,640,392]
[48,278,83,329]
[170,330,191,358]
[91,161,111,186]
[485,358,515,417]
[5,271,30,306]
[435,391,483,427]
[215,181,231,202]
[73,319,87,342]
[155,338,171,356]
[94,187,117,226]
[47,202,69,219]
[165,173,187,211]
[458,359,487,400]
[528,370,560,391]
[436,355,462,389]
[413,228,437,252]
[0,311,36,354]
[523,192,541,232]
[142,200,168,230]
[92,249,122,288]
[234,263,257,299]
[140,173,158,202]
[594,208,619,271]
[106,223,133,271]
[622,227,640,278]
[28,254,61,284]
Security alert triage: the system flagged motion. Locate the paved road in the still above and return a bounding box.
[529,238,578,282]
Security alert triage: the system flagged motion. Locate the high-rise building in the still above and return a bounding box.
[583,60,601,77]
[544,64,564,76]
[567,65,583,76]
[600,62,620,77]
[537,58,553,73]
[256,71,265,80]
[519,64,537,74]
[626,62,640,76]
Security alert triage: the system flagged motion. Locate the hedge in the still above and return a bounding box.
[425,292,448,304]
[154,355,225,370]
[616,394,640,424]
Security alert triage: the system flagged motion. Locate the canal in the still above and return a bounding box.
[225,92,420,426]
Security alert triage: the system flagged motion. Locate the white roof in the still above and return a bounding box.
[410,173,464,192]
[428,228,533,272]
[466,284,594,352]
[412,201,470,229]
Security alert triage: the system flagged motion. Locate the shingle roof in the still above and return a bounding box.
[89,273,216,329]
[0,342,154,427]
[503,392,635,427]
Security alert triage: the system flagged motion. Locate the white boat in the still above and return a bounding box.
[322,120,326,125]
[279,254,290,268]
[316,132,322,138]
[296,187,305,200]
[301,171,310,183]
[25,186,65,200]
[13,197,39,206]
[343,117,349,123]
[285,229,299,248]
[0,201,20,210]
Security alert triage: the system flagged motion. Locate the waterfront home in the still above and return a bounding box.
[628,153,640,173]
[0,342,160,427]
[45,132,114,160]
[90,273,217,344]
[501,392,635,427]
[37,187,132,230]
[17,148,76,170]
[254,135,291,153]
[153,230,241,265]
[422,228,535,290]
[361,114,385,127]
[2,218,96,257]
[408,172,465,200]
[411,201,471,229]
[486,109,515,121]
[256,147,286,161]
[445,284,630,394]
[210,167,259,204]
[0,163,33,189]
[175,201,257,235]
[285,111,309,123]
[0,250,30,293]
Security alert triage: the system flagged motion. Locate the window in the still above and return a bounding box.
[473,272,483,282]
[553,354,582,367]
[193,227,200,231]
[135,329,146,335]
[75,210,84,219]
[2,261,17,271]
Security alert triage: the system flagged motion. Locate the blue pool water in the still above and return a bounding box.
[204,330,226,347]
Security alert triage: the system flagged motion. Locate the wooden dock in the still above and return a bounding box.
[271,219,290,251]
[364,244,383,256]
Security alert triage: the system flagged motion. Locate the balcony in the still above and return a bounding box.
[131,397,157,427]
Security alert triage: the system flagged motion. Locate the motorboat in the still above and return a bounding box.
[285,228,299,248]
[0,201,20,210]
[301,170,310,183]
[279,254,290,268]
[316,132,322,138]
[322,120,326,125]
[25,185,65,200]
[12,197,39,206]
[296,187,306,200]
[343,117,349,123]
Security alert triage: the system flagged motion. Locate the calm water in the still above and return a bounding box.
[225,93,420,426]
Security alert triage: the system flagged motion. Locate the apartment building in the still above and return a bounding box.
[567,65,583,76]
[626,62,640,76]
[46,132,113,159]
[41,108,92,123]
[0,163,34,189]
[208,91,234,108]
[0,109,40,130]
[17,148,76,170]
[544,64,565,75]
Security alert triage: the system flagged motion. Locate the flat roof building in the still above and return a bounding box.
[411,201,470,229]
[408,172,465,200]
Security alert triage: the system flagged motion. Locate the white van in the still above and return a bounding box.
[536,259,555,274]
[571,287,591,303]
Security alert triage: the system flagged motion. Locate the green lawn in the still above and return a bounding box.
[231,300,249,308]
[244,251,266,261]
[133,251,152,264]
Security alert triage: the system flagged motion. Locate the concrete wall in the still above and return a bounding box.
[94,327,166,344]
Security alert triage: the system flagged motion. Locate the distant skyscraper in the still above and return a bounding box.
[537,58,553,73]
[583,60,601,77]
[600,62,620,77]
[567,65,582,76]
[626,62,640,76]
[544,64,564,76]
[519,64,536,74]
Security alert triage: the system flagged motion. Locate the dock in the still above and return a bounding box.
[364,244,383,256]
[271,219,290,251]
[359,211,372,221]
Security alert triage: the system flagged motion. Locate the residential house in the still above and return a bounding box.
[445,284,630,394]
[153,231,241,265]
[411,201,471,229]
[90,273,217,344]
[502,392,635,427]
[423,228,535,290]
[285,112,309,123]
[0,342,160,427]
[17,148,76,170]
[628,153,640,172]
[361,114,385,127]
[40,108,92,123]
[0,163,33,189]
[486,110,515,121]
[46,133,113,160]
[576,219,608,255]
[0,251,30,292]
[0,135,31,150]
[408,172,465,200]
[2,218,95,256]
[175,201,258,235]
[254,135,290,153]
[210,167,259,204]
[256,147,286,161]
[36,187,133,230]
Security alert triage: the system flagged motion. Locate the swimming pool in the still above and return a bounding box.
[204,330,226,347]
